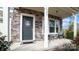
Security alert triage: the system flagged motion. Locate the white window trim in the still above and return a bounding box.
[48,18,60,34]
[20,13,35,42]
[42,18,60,35]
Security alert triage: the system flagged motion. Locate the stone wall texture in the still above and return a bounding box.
[11,10,20,42]
[11,8,44,42]
[11,8,62,42]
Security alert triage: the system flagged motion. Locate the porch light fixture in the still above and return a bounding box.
[56,10,58,13]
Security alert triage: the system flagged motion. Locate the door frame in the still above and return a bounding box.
[20,13,35,42]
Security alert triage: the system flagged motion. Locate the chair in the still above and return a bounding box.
[58,31,64,39]
[48,33,58,40]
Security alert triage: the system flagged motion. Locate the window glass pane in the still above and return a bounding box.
[56,20,59,32]
[56,27,58,32]
[0,7,3,23]
[49,20,55,32]
[0,18,3,23]
[0,10,3,17]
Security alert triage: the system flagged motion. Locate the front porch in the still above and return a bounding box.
[2,7,79,51]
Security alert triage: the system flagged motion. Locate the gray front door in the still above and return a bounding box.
[22,16,33,41]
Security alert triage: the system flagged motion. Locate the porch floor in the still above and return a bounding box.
[11,39,72,51]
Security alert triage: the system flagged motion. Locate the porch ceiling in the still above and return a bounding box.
[21,7,79,19]
[49,7,79,19]
[24,7,44,13]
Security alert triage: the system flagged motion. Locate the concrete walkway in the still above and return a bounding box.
[11,39,72,51]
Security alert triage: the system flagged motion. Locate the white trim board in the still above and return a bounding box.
[9,8,14,42]
[3,7,9,41]
[20,13,35,43]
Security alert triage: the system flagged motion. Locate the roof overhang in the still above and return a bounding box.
[15,7,79,19]
[49,7,79,19]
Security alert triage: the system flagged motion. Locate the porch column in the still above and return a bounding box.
[44,7,49,48]
[9,8,14,41]
[73,13,77,39]
[3,7,9,41]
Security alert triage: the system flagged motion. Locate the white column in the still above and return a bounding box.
[3,7,9,41]
[9,8,14,41]
[44,7,48,48]
[73,14,77,39]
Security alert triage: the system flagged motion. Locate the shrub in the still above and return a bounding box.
[65,30,74,40]
[72,35,79,50]
[77,31,79,36]
[0,36,12,51]
[73,32,79,46]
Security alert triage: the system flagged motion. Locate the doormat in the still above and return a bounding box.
[23,42,33,44]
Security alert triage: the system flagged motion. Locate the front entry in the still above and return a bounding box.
[22,15,34,42]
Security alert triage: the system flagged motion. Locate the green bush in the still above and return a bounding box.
[65,30,74,40]
[77,31,79,36]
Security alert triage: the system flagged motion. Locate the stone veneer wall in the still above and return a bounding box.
[11,8,62,42]
[11,9,20,42]
[11,8,44,42]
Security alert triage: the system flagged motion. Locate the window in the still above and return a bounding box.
[49,20,55,32]
[42,18,60,34]
[0,7,3,23]
[0,18,3,23]
[56,20,60,32]
[49,18,60,33]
